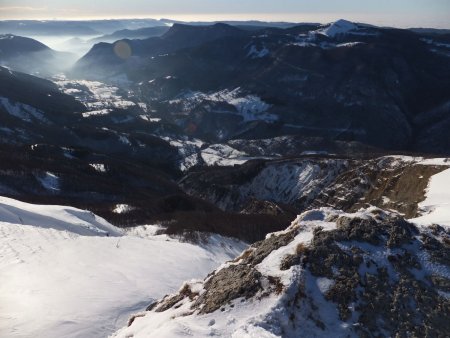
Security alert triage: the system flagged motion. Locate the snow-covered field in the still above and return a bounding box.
[0,196,246,338]
[54,77,146,116]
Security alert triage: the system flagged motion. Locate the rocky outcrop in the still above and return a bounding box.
[115,207,450,337]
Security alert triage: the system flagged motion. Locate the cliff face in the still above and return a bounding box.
[180,156,448,218]
[113,207,450,338]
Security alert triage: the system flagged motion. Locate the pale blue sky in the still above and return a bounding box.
[1,0,449,28]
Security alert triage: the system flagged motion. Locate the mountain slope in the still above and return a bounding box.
[0,196,247,338]
[0,35,77,75]
[0,66,86,145]
[0,66,85,115]
[72,23,248,78]
[111,160,450,337]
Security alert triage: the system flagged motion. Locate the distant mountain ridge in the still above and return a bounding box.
[90,26,171,43]
[72,20,450,155]
[0,34,77,75]
[0,19,301,36]
[0,34,50,56]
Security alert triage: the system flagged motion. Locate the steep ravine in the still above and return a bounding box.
[180,156,449,218]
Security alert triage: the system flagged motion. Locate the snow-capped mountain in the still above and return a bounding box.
[313,19,373,38]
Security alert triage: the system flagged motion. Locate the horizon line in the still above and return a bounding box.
[0,17,449,30]
[0,12,449,29]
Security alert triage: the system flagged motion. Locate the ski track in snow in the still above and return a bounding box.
[0,196,247,338]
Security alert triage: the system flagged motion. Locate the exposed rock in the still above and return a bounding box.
[194,264,262,314]
[243,229,297,265]
[280,253,301,271]
[240,198,297,217]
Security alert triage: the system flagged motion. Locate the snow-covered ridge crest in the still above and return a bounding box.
[315,19,360,37]
[114,206,450,337]
[0,195,119,236]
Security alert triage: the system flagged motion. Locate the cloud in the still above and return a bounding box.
[0,6,47,12]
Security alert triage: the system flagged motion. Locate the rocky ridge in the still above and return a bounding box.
[114,207,450,338]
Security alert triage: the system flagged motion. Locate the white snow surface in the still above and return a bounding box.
[201,144,252,167]
[82,109,112,118]
[380,156,450,227]
[139,115,161,123]
[0,196,247,338]
[411,167,450,227]
[113,204,135,214]
[89,163,107,173]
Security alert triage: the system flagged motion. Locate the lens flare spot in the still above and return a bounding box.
[113,40,132,60]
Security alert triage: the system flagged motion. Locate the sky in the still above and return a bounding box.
[0,0,449,28]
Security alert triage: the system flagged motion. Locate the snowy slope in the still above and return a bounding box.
[240,160,347,205]
[169,88,277,123]
[182,159,349,211]
[0,196,246,338]
[411,166,450,227]
[201,144,253,167]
